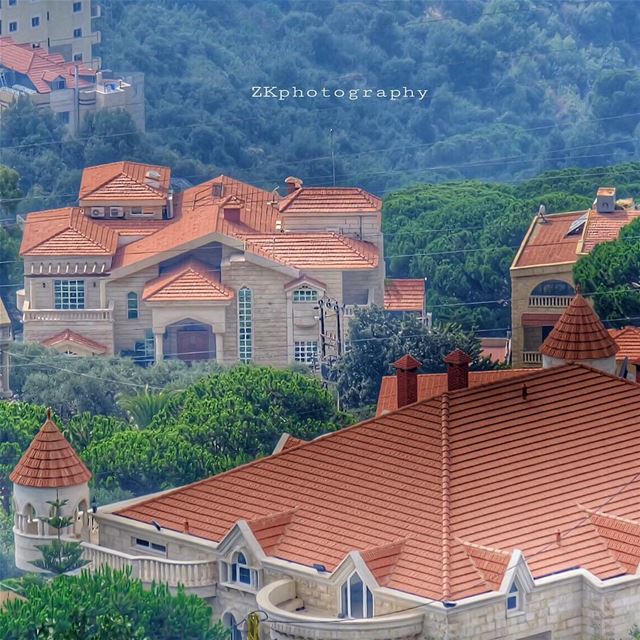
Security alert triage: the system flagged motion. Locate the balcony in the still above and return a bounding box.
[23,302,114,323]
[522,351,543,367]
[91,3,102,18]
[256,579,425,640]
[82,543,216,593]
[528,295,573,309]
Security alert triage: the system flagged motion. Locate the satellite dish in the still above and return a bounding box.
[538,204,547,222]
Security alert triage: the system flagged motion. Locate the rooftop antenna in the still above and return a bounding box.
[268,185,279,206]
[330,128,336,187]
[538,204,547,223]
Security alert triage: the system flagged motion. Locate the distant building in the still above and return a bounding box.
[0,0,101,68]
[0,36,145,134]
[510,187,640,368]
[0,297,11,398]
[17,162,420,366]
[12,295,640,639]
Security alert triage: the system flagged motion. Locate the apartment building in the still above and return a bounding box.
[0,0,101,67]
[0,36,144,134]
[11,296,640,640]
[510,187,640,368]
[17,162,423,367]
[0,297,10,398]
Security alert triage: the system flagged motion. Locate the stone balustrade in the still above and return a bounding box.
[82,542,216,589]
[522,351,543,366]
[23,303,114,323]
[256,579,425,640]
[528,295,573,308]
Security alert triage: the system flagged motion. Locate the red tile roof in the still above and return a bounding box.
[243,233,379,270]
[115,364,640,600]
[79,162,171,201]
[20,208,119,257]
[0,37,95,94]
[142,259,234,302]
[40,329,108,354]
[10,412,92,488]
[480,337,510,363]
[582,208,640,253]
[609,326,640,361]
[278,187,381,215]
[384,279,425,312]
[540,294,618,360]
[376,369,531,415]
[513,211,586,268]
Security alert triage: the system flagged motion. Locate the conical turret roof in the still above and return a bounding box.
[9,411,92,488]
[539,294,618,361]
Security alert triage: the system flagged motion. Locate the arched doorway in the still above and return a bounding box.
[165,319,215,362]
[222,612,242,640]
[73,499,89,538]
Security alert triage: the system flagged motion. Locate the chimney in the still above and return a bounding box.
[443,349,472,392]
[392,354,421,409]
[285,176,303,195]
[595,187,616,213]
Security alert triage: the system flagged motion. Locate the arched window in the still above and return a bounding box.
[238,287,253,363]
[222,613,242,640]
[231,551,252,585]
[506,580,522,613]
[341,572,373,619]
[23,503,38,535]
[531,280,575,297]
[127,292,139,320]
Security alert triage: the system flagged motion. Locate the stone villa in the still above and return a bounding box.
[510,186,640,369]
[10,295,640,640]
[18,161,424,367]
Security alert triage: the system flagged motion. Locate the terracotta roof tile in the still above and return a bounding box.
[79,162,171,201]
[40,329,108,354]
[376,369,532,415]
[582,208,640,253]
[115,363,640,601]
[384,279,425,312]
[242,233,379,270]
[540,294,618,360]
[513,211,586,268]
[480,337,510,363]
[583,508,640,574]
[142,259,234,302]
[458,540,511,590]
[278,187,381,215]
[10,413,92,488]
[361,540,406,586]
[608,326,640,361]
[0,36,95,94]
[392,354,422,371]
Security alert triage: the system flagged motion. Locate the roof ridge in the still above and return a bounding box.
[441,392,451,600]
[69,209,117,252]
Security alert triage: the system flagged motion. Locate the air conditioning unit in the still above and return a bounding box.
[90,207,105,218]
[109,207,124,218]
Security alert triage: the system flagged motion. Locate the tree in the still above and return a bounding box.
[117,389,179,429]
[0,166,21,218]
[0,565,226,640]
[573,216,640,324]
[335,306,484,409]
[31,497,88,575]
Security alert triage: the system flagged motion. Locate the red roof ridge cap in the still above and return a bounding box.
[579,503,640,525]
[441,392,451,600]
[278,188,303,212]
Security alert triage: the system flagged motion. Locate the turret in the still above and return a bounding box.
[10,410,92,572]
[539,293,618,374]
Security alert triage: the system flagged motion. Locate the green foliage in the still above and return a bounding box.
[335,306,483,408]
[0,507,19,580]
[117,389,180,429]
[0,565,226,640]
[574,216,640,324]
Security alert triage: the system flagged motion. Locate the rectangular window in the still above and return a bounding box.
[73,52,83,61]
[31,16,40,27]
[130,207,143,215]
[293,288,318,303]
[54,280,85,310]
[238,288,252,363]
[73,1,82,11]
[9,0,17,6]
[294,341,318,364]
[73,27,82,37]
[9,21,17,32]
[58,111,70,124]
[134,538,166,554]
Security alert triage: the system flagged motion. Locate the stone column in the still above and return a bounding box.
[154,330,164,362]
[0,346,10,398]
[215,333,224,364]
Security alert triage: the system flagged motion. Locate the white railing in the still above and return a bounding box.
[343,305,360,318]
[23,302,114,323]
[528,295,573,308]
[82,543,217,588]
[522,351,543,366]
[257,579,424,640]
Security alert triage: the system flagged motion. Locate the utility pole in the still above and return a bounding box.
[329,128,336,186]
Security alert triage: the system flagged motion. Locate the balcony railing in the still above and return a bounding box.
[82,543,216,589]
[528,295,574,308]
[23,302,114,323]
[522,351,543,366]
[256,579,425,640]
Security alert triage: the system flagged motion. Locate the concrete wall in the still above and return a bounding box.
[280,214,381,245]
